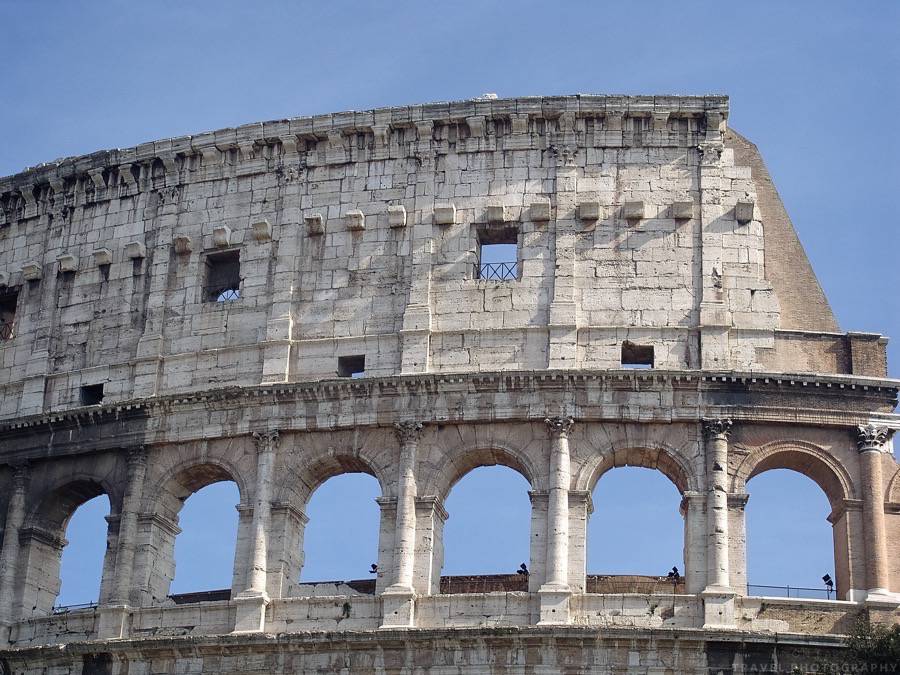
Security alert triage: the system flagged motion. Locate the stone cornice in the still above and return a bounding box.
[0,369,896,446]
[0,94,728,196]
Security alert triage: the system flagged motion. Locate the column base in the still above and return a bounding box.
[537,584,571,625]
[701,588,736,629]
[380,585,416,628]
[864,589,900,608]
[97,604,131,639]
[232,591,269,633]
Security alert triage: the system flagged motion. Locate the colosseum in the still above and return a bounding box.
[0,94,897,673]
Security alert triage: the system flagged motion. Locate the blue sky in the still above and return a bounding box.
[2,1,895,605]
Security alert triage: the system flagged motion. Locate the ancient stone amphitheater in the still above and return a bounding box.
[0,94,897,673]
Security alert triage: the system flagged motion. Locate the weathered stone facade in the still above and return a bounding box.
[0,94,897,673]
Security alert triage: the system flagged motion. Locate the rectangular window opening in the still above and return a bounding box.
[476,226,518,281]
[0,288,18,341]
[621,341,654,369]
[204,249,241,302]
[80,383,105,406]
[337,355,366,378]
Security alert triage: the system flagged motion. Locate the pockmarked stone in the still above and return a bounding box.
[0,93,896,671]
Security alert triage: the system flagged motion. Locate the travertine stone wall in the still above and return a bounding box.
[0,95,898,671]
[0,95,884,423]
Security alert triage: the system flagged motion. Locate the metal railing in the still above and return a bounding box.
[476,261,518,281]
[0,319,13,340]
[747,584,835,600]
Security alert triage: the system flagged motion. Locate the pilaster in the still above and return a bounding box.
[856,424,899,605]
[702,418,736,628]
[538,415,574,625]
[0,463,29,643]
[233,430,279,633]
[547,137,578,370]
[381,421,424,628]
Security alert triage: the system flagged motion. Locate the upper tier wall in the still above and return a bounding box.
[0,95,886,420]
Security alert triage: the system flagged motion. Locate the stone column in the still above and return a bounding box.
[381,421,423,628]
[0,463,29,641]
[701,418,736,627]
[856,424,895,601]
[111,447,147,605]
[233,430,278,633]
[538,416,574,625]
[99,447,148,638]
[680,490,707,594]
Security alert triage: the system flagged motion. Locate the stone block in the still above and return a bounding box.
[624,201,646,220]
[251,219,272,242]
[735,201,754,223]
[671,201,693,220]
[173,235,192,254]
[56,254,78,273]
[125,241,146,259]
[388,205,407,228]
[530,199,551,221]
[486,204,509,223]
[92,248,113,266]
[213,225,232,247]
[21,263,42,281]
[305,213,325,236]
[345,210,365,231]
[577,201,601,221]
[0,271,8,286]
[433,204,456,226]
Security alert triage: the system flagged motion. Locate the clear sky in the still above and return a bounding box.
[3,1,895,606]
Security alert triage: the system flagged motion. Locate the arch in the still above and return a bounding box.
[145,457,248,521]
[731,440,855,509]
[136,458,246,605]
[574,439,696,496]
[27,476,114,530]
[887,466,900,504]
[18,476,117,616]
[275,450,389,508]
[428,442,537,503]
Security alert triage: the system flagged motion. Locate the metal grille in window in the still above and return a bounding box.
[476,261,519,280]
[205,251,240,302]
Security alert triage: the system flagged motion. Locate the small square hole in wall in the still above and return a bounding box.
[337,355,365,378]
[204,249,241,302]
[621,341,654,369]
[476,225,519,280]
[0,288,19,341]
[80,383,105,405]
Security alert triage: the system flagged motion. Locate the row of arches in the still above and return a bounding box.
[51,462,834,609]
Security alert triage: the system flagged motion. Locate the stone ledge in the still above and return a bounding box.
[0,368,896,438]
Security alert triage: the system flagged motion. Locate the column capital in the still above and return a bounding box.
[544,416,575,438]
[393,421,424,446]
[125,445,147,468]
[856,424,894,453]
[8,461,30,490]
[702,418,732,441]
[252,430,280,452]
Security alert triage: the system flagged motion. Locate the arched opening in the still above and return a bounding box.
[735,444,856,599]
[18,479,114,617]
[746,469,835,599]
[440,465,532,593]
[57,494,111,609]
[170,481,240,598]
[298,473,381,594]
[587,467,685,593]
[140,462,244,605]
